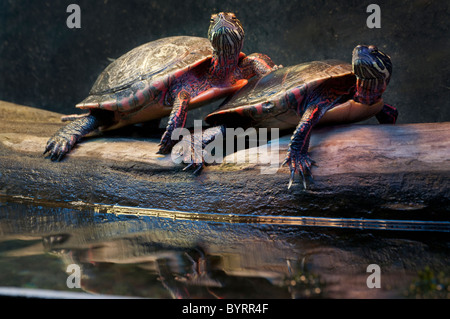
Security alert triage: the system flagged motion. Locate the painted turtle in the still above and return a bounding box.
[44,12,277,161]
[187,45,398,188]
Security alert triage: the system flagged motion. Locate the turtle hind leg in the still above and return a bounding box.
[376,103,398,124]
[44,110,112,161]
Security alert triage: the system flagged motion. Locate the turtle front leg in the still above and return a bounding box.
[240,53,282,78]
[282,107,322,189]
[158,90,191,154]
[44,112,102,161]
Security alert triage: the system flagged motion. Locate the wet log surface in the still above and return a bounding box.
[0,100,449,220]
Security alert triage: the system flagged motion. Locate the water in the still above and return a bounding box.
[0,197,449,299]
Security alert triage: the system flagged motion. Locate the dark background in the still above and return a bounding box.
[1,0,449,124]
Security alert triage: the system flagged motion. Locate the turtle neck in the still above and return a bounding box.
[354,77,387,105]
[209,47,241,81]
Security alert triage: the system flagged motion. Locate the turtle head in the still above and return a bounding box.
[352,45,392,84]
[208,12,245,56]
[352,45,392,105]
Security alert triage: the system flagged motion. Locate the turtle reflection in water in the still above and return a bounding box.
[44,12,279,161]
[180,45,398,189]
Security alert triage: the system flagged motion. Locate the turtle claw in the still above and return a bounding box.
[183,162,204,175]
[282,150,316,189]
[172,137,206,175]
[43,135,75,161]
[287,170,295,190]
[157,131,176,154]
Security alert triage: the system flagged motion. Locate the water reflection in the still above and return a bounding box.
[0,199,449,298]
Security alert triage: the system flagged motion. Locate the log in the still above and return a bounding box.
[0,100,449,220]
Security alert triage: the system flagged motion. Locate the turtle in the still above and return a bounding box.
[43,12,278,161]
[179,44,398,189]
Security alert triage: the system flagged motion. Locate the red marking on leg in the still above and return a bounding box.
[300,108,319,151]
[175,92,189,127]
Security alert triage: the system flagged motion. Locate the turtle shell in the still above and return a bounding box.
[77,36,213,111]
[205,60,366,130]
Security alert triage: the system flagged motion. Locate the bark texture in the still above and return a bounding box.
[1,101,449,219]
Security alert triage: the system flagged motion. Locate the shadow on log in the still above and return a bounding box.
[0,100,449,220]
